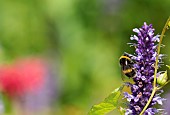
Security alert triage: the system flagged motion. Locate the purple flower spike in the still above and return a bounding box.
[124,23,165,115]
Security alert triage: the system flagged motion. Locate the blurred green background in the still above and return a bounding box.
[0,0,170,115]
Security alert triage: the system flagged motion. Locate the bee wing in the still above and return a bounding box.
[123,64,132,70]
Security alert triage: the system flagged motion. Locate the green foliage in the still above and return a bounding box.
[88,87,123,115]
[0,1,49,59]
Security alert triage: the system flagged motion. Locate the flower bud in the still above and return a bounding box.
[168,21,170,29]
[118,106,126,115]
[157,71,168,86]
[166,65,170,69]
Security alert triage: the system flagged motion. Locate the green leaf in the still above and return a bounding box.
[88,87,123,115]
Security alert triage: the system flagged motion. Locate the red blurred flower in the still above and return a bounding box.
[0,58,46,97]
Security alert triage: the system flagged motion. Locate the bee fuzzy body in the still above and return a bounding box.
[119,52,136,80]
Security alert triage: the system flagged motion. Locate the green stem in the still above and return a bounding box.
[139,17,170,115]
[153,17,170,88]
[1,93,12,113]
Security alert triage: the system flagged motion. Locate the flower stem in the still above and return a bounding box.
[153,17,170,88]
[139,17,170,115]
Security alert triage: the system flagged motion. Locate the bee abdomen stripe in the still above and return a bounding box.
[123,69,132,73]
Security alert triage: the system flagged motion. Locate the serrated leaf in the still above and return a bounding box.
[88,87,123,115]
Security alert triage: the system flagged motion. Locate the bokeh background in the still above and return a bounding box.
[0,0,170,115]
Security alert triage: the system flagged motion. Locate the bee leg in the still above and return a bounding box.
[123,82,132,87]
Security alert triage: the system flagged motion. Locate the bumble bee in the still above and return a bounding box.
[119,52,136,80]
